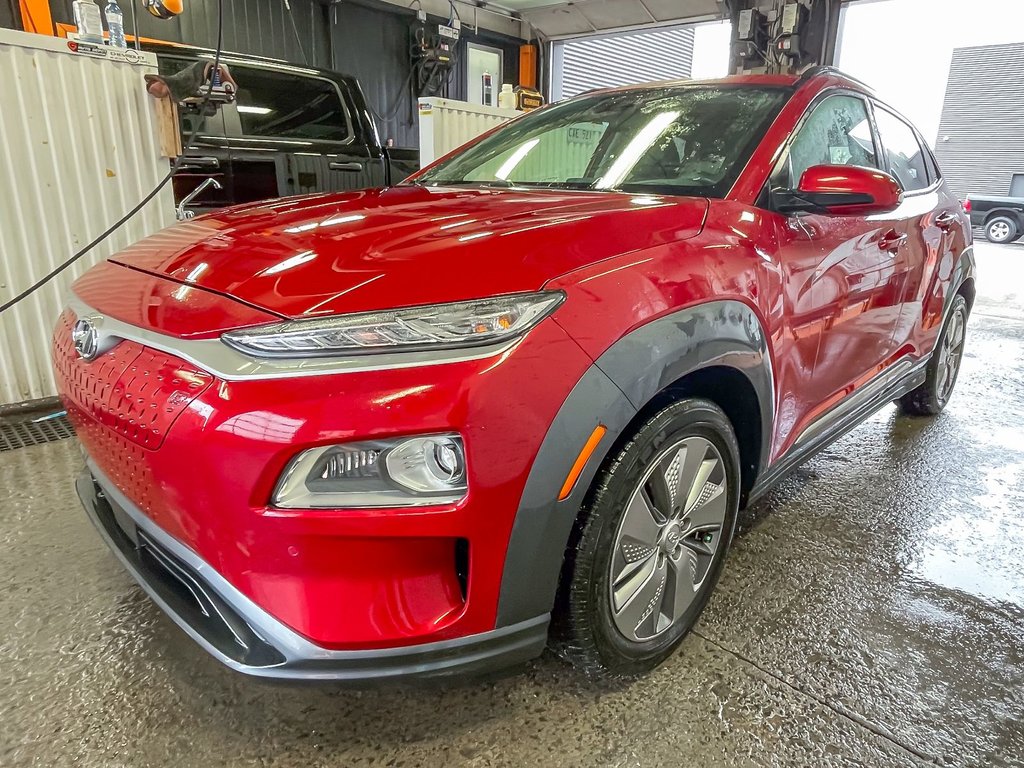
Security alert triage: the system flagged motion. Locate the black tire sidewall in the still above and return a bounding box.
[986,216,1017,244]
[579,399,740,675]
[931,294,968,408]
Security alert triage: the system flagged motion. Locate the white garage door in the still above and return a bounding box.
[551,25,696,101]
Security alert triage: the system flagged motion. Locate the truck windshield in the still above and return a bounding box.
[413,85,790,198]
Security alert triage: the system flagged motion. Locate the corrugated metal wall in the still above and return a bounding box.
[51,0,330,68]
[0,30,176,406]
[0,2,19,31]
[551,25,695,101]
[933,42,1024,200]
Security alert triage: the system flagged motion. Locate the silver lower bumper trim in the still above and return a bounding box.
[78,459,549,681]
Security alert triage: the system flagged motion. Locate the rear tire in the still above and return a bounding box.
[897,294,968,416]
[552,398,740,679]
[984,216,1018,244]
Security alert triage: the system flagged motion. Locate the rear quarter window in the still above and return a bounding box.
[873,107,930,192]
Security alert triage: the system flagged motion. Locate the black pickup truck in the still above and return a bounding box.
[147,43,419,216]
[966,194,1024,244]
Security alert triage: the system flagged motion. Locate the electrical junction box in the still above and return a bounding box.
[439,19,460,41]
[737,8,764,41]
[781,3,805,35]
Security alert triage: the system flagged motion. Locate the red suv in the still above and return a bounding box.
[55,67,974,681]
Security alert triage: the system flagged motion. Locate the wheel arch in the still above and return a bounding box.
[951,245,978,316]
[633,365,763,501]
[983,209,1024,229]
[495,300,774,628]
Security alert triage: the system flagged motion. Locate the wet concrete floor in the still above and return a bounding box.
[2,242,1023,767]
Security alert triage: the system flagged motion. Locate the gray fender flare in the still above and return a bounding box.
[950,244,977,313]
[496,300,775,627]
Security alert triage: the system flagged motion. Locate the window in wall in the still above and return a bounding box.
[231,66,351,142]
[873,108,929,192]
[776,95,877,189]
[1010,173,1024,197]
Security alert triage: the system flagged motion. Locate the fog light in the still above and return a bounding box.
[386,436,466,494]
[273,433,467,509]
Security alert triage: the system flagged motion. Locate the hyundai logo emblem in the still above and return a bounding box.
[72,317,101,361]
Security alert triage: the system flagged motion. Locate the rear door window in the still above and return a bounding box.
[231,65,351,143]
[873,108,930,192]
[774,95,878,190]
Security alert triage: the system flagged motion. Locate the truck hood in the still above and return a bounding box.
[110,185,708,318]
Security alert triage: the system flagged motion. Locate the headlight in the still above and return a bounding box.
[222,291,565,358]
[273,433,467,509]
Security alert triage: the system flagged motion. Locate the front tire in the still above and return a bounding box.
[984,216,1018,244]
[553,398,740,679]
[897,294,968,416]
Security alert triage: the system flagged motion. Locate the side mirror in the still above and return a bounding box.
[776,165,903,215]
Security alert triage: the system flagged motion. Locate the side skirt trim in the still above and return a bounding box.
[749,355,929,502]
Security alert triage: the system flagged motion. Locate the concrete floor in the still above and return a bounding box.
[3,242,1024,768]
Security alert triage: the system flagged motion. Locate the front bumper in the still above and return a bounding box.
[77,462,549,681]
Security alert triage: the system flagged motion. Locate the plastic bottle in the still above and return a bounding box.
[72,0,104,44]
[498,83,516,110]
[104,0,127,49]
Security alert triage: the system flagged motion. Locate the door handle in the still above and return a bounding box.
[177,156,220,170]
[935,211,958,230]
[878,229,907,254]
[329,161,364,172]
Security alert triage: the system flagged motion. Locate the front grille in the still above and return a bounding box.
[52,309,214,451]
[0,414,75,452]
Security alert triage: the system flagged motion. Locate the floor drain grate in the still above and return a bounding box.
[0,415,76,452]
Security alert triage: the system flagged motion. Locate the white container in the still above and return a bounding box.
[0,29,176,407]
[417,97,521,167]
[498,84,516,110]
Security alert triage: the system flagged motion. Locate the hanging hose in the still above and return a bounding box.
[0,0,227,315]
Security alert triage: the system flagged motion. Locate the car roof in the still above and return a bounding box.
[141,40,359,87]
[592,67,873,97]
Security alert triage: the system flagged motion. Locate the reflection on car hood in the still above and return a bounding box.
[110,185,708,318]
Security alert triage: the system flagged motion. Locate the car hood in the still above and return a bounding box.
[110,185,708,318]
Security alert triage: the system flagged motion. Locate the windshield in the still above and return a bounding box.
[413,85,790,198]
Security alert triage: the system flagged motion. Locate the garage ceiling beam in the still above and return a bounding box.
[367,0,528,39]
[517,0,725,40]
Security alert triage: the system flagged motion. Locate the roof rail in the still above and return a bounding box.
[795,65,873,90]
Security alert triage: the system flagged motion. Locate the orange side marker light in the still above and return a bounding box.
[558,425,607,501]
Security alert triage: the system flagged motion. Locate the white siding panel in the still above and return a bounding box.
[933,42,1024,200]
[554,26,695,101]
[0,29,176,406]
[417,97,522,167]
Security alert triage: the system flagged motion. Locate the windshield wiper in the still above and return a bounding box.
[424,180,514,189]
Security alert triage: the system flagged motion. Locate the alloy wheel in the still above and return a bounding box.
[937,305,966,404]
[989,221,1011,242]
[608,436,728,643]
